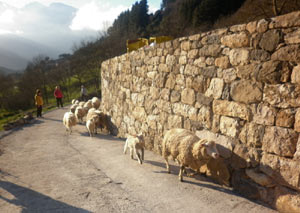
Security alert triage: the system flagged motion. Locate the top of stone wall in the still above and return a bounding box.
[102,11,300,65]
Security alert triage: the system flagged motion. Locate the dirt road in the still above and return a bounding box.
[0,108,276,212]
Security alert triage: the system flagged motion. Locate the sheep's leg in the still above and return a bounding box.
[130,148,134,159]
[123,140,128,154]
[164,158,170,173]
[141,148,144,161]
[179,165,185,182]
[135,148,142,164]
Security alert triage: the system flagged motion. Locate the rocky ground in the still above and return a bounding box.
[0,108,277,212]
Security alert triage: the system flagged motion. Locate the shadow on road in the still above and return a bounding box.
[42,117,62,123]
[0,119,44,140]
[146,160,236,195]
[0,180,91,213]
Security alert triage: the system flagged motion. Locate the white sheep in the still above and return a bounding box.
[71,99,77,104]
[70,104,79,113]
[83,100,93,110]
[86,109,110,135]
[91,97,100,109]
[75,100,80,105]
[162,128,219,181]
[86,116,97,137]
[123,133,145,164]
[75,106,85,123]
[63,112,77,134]
[78,101,85,107]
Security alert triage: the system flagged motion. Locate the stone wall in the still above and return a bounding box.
[101,11,300,211]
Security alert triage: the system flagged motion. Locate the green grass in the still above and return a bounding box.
[0,104,57,131]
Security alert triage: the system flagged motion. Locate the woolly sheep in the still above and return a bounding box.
[75,100,80,105]
[86,116,97,137]
[91,97,100,109]
[71,99,77,104]
[83,100,93,110]
[162,128,219,181]
[70,104,79,113]
[86,109,110,134]
[63,112,77,134]
[79,101,85,107]
[75,106,85,123]
[123,133,145,164]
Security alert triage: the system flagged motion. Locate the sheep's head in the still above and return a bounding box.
[194,140,219,160]
[201,141,219,159]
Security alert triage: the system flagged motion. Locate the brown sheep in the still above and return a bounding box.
[162,128,219,181]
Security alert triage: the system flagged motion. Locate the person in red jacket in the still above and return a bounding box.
[54,86,63,108]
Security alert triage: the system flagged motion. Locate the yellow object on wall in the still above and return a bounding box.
[126,38,149,53]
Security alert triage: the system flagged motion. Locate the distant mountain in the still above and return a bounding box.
[0,34,59,70]
[0,65,20,74]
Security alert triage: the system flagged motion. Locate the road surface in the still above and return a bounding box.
[0,108,277,212]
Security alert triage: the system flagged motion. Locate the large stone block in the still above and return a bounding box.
[204,78,224,99]
[258,60,282,84]
[166,55,176,66]
[274,186,300,213]
[293,136,300,160]
[260,153,300,192]
[239,122,264,148]
[236,63,261,80]
[220,116,239,138]
[132,107,147,122]
[259,30,281,52]
[269,11,300,28]
[252,104,276,126]
[218,68,237,83]
[294,108,300,132]
[230,80,262,104]
[170,90,181,103]
[221,32,250,48]
[271,44,300,62]
[229,48,250,66]
[198,44,221,57]
[285,28,300,44]
[291,65,300,84]
[192,75,210,93]
[262,126,297,157]
[263,84,300,108]
[276,109,295,128]
[197,106,212,129]
[215,56,230,69]
[245,169,275,187]
[231,144,260,169]
[181,88,195,105]
[250,49,270,61]
[213,100,250,121]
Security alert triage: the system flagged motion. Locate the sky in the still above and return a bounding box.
[0,0,161,31]
[0,0,162,66]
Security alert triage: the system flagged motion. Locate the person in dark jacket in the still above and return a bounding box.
[54,86,63,108]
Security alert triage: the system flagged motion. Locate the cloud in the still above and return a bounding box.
[69,1,128,31]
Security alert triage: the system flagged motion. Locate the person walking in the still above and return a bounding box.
[54,86,63,108]
[80,85,87,101]
[34,89,43,118]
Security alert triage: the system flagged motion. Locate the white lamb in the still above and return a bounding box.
[86,116,97,137]
[63,112,77,134]
[91,97,100,109]
[162,128,219,181]
[75,106,85,123]
[123,133,145,164]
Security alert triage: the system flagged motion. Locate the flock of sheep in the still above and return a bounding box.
[62,98,220,182]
